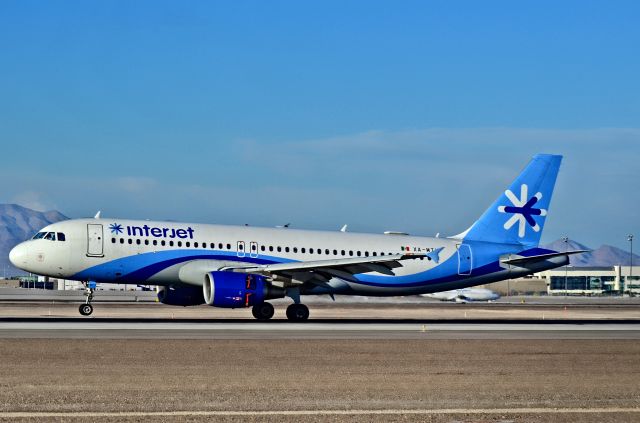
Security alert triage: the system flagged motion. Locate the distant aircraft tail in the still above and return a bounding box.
[454,154,562,247]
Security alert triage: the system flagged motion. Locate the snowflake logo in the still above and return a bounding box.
[109,223,124,235]
[497,184,547,238]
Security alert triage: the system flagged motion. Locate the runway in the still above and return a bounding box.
[0,318,639,339]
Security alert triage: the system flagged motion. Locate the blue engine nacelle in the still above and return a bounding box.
[157,285,205,306]
[203,271,284,308]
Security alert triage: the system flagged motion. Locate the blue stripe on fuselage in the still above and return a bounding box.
[72,243,551,288]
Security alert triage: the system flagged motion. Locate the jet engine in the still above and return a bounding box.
[157,285,205,306]
[203,271,284,308]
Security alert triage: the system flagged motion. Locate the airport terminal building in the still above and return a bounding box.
[537,266,640,295]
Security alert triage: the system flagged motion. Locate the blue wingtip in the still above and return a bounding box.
[427,247,445,264]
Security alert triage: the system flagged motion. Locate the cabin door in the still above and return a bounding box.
[457,244,472,275]
[87,224,104,257]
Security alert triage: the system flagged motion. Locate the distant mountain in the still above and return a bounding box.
[543,238,640,267]
[0,204,68,276]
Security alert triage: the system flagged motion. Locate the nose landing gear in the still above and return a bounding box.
[79,303,93,316]
[79,281,96,316]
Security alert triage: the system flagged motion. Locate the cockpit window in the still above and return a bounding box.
[44,232,56,241]
[32,232,46,240]
[57,233,66,241]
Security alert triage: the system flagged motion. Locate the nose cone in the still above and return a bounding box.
[9,243,27,269]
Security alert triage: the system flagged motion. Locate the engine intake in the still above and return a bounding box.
[203,271,284,308]
[157,285,205,306]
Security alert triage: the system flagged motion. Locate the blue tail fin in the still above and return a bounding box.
[457,154,562,247]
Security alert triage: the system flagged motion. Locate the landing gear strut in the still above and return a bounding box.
[79,282,95,316]
[286,303,309,321]
[252,302,275,320]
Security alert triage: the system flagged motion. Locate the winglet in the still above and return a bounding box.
[426,247,444,264]
[340,224,348,232]
[94,211,101,219]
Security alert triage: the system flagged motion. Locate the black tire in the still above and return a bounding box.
[79,303,93,316]
[286,304,309,321]
[252,302,275,320]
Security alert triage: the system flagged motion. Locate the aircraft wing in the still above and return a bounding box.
[501,250,590,266]
[220,253,427,286]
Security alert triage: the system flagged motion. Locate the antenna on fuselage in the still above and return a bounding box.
[94,211,101,219]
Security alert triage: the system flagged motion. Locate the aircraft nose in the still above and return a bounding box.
[9,243,27,268]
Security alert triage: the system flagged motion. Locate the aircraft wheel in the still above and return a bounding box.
[286,303,309,321]
[252,302,275,320]
[79,303,93,316]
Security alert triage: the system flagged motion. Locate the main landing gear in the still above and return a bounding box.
[250,302,310,321]
[286,303,309,321]
[251,302,275,320]
[78,282,96,316]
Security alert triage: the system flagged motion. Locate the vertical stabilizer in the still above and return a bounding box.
[456,154,562,247]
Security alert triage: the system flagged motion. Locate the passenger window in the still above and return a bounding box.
[170,241,175,247]
[161,240,166,246]
[219,243,223,249]
[349,251,353,256]
[186,242,191,247]
[277,247,282,252]
[261,246,265,252]
[135,239,140,245]
[211,243,215,249]
[309,248,314,254]
[120,238,125,244]
[325,249,330,255]
[269,246,274,252]
[112,238,116,244]
[341,250,345,256]
[357,251,361,256]
[227,244,231,250]
[128,239,133,245]
[194,242,199,248]
[153,240,157,246]
[293,247,297,253]
[301,248,306,253]
[285,247,290,253]
[145,240,149,245]
[57,233,66,241]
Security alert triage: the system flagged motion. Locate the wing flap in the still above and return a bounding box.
[223,253,426,284]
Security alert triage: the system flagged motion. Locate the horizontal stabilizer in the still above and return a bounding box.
[501,250,590,266]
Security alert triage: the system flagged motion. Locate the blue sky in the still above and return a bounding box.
[1,1,638,249]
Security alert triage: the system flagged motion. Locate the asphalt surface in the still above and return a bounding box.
[1,300,639,321]
[0,320,639,340]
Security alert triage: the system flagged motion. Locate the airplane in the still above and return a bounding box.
[422,288,500,303]
[9,154,587,321]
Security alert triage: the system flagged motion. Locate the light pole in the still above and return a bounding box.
[628,234,634,296]
[562,236,569,296]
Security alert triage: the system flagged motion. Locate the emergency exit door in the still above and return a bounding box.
[87,224,104,257]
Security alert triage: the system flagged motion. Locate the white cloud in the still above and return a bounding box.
[10,191,56,212]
